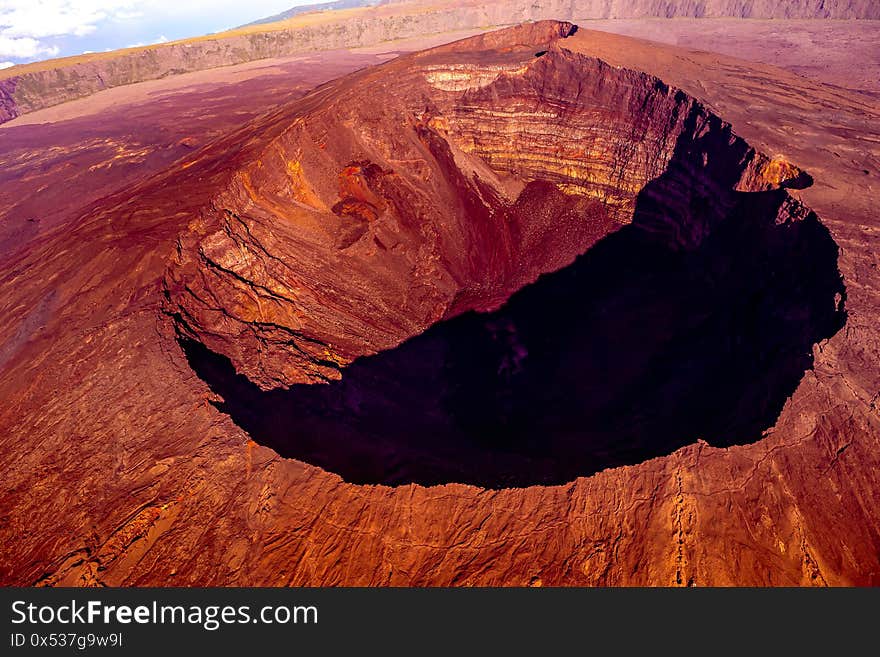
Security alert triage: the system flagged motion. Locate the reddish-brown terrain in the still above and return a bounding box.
[0,49,398,256]
[1,19,878,586]
[588,18,880,96]
[2,0,878,123]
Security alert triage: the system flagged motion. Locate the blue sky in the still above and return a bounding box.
[0,1,315,69]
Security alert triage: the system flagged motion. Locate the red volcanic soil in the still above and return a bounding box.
[0,22,878,586]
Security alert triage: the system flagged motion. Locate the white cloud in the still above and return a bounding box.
[0,60,14,69]
[0,1,309,63]
[0,35,59,58]
[114,9,144,20]
[126,34,169,48]
[0,0,139,62]
[0,1,138,39]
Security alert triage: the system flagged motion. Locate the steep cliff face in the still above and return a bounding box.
[0,78,16,123]
[0,22,878,586]
[2,0,878,124]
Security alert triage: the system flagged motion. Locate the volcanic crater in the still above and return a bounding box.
[166,22,846,488]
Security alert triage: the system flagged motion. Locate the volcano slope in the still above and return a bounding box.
[0,22,878,586]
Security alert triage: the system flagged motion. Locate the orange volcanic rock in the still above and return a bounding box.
[0,22,878,586]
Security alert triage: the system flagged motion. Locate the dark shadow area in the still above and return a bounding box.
[181,185,845,487]
[781,170,814,190]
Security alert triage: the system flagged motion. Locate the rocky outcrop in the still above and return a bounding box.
[0,78,17,123]
[2,0,878,124]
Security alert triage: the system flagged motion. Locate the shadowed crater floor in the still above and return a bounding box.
[181,184,845,488]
